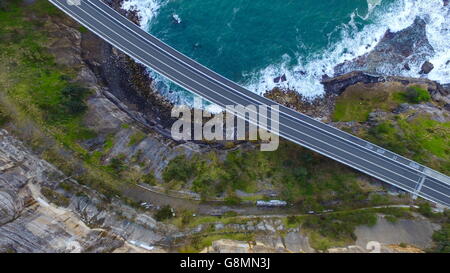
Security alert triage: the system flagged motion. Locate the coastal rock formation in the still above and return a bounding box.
[322,71,449,101]
[420,61,435,75]
[0,129,120,252]
[0,129,174,253]
[334,17,434,77]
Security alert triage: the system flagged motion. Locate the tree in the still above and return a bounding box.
[154,205,174,221]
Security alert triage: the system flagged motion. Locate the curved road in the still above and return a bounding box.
[50,0,450,207]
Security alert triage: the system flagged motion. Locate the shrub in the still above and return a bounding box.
[128,131,147,146]
[108,155,126,175]
[141,173,156,185]
[0,108,10,127]
[41,187,70,207]
[60,85,90,115]
[432,223,450,253]
[404,86,431,104]
[39,84,91,123]
[154,205,174,221]
[385,215,398,224]
[162,155,195,183]
[417,203,434,218]
[224,195,242,205]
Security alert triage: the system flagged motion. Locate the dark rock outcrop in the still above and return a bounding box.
[321,71,382,95]
[322,71,450,105]
[334,17,434,77]
[419,61,435,74]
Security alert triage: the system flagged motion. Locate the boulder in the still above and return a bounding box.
[419,61,434,74]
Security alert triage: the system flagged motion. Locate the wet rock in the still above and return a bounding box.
[419,61,434,74]
[322,71,447,97]
[334,17,434,77]
[273,74,287,83]
[322,71,383,95]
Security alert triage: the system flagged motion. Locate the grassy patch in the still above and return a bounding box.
[41,186,70,207]
[128,131,147,146]
[402,85,431,104]
[365,115,450,175]
[332,83,409,122]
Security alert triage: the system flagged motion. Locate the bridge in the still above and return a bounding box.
[50,0,450,207]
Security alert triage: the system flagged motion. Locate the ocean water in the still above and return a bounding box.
[122,0,450,105]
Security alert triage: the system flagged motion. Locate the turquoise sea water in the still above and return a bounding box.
[122,0,450,104]
[149,0,377,81]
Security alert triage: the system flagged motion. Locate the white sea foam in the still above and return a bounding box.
[246,0,450,98]
[121,0,197,105]
[122,0,165,30]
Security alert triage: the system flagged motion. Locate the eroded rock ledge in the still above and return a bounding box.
[322,71,449,102]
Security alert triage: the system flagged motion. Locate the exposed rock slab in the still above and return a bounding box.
[355,215,440,250]
[334,17,434,77]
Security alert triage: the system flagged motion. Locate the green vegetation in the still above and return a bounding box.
[385,215,398,224]
[303,211,377,250]
[0,107,10,127]
[365,116,450,175]
[140,172,156,186]
[41,186,70,207]
[332,82,448,176]
[154,205,174,221]
[107,155,127,175]
[426,209,450,253]
[161,141,373,209]
[332,84,408,122]
[332,84,430,122]
[0,0,95,146]
[0,0,143,200]
[403,86,431,104]
[172,207,415,251]
[432,223,450,253]
[162,155,196,183]
[303,207,412,250]
[128,131,147,146]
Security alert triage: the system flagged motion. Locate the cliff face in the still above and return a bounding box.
[46,2,217,179]
[0,129,122,253]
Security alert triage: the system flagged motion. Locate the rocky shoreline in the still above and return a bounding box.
[103,0,449,124]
